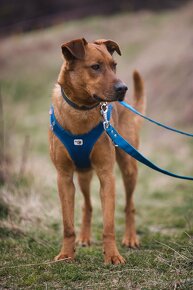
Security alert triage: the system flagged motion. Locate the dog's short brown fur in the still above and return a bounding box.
[49,38,145,264]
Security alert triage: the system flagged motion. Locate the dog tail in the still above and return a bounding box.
[132,70,146,130]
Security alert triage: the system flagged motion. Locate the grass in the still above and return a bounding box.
[0,167,193,289]
[1,2,193,289]
[0,224,193,289]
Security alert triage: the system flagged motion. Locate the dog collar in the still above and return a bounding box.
[61,87,100,111]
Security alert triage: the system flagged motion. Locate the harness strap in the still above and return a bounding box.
[119,101,193,137]
[105,124,193,180]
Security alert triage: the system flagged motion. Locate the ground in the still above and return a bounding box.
[0,2,193,289]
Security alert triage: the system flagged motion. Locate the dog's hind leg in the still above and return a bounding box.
[77,170,93,246]
[116,150,139,248]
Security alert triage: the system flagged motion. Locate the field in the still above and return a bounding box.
[0,2,193,289]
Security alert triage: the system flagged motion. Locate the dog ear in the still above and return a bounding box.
[61,38,87,60]
[94,39,121,56]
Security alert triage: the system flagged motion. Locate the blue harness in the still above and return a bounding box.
[49,105,112,169]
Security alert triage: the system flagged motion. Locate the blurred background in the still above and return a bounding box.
[0,0,193,287]
[0,0,190,36]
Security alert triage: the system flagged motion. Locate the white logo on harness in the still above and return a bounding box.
[74,139,83,146]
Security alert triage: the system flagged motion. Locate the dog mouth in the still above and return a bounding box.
[116,93,126,101]
[93,93,125,103]
[93,94,106,102]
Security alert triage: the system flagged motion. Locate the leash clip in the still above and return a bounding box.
[100,102,109,129]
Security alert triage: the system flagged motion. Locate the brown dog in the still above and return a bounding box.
[49,38,145,264]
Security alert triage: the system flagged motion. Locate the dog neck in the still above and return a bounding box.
[60,86,100,111]
[52,84,102,135]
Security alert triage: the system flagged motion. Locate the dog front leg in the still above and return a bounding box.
[98,173,125,264]
[55,171,76,261]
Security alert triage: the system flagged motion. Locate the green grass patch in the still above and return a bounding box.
[0,230,193,289]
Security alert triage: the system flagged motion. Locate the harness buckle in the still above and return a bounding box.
[100,102,110,129]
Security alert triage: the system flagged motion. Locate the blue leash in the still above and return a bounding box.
[101,103,193,180]
[119,101,193,137]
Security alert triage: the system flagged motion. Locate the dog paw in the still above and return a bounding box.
[104,253,126,265]
[76,236,91,247]
[54,252,74,262]
[122,236,140,249]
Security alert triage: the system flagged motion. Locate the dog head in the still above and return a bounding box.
[58,38,128,105]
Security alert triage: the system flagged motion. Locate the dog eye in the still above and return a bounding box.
[91,64,100,71]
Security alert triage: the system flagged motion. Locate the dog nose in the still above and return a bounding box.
[114,82,128,94]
